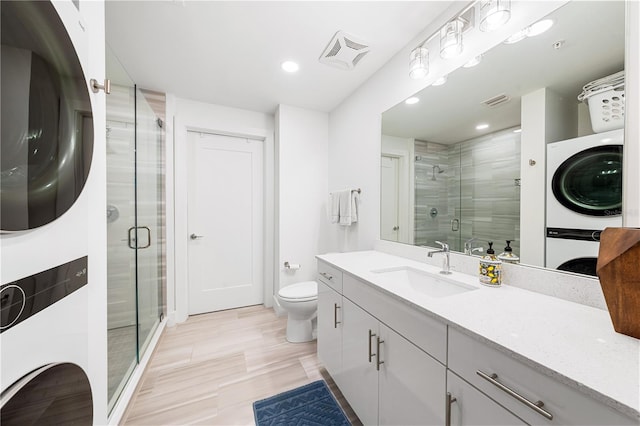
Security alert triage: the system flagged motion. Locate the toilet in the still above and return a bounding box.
[278,281,318,343]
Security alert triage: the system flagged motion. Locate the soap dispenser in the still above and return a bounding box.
[479,241,502,286]
[498,240,520,264]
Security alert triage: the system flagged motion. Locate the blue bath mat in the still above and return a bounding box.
[253,380,350,426]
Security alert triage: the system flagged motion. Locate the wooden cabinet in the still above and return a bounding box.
[317,281,343,382]
[447,371,527,426]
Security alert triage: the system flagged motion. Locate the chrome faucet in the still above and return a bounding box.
[427,241,452,275]
[464,237,483,255]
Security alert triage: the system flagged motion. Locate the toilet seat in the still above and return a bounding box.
[278,281,317,302]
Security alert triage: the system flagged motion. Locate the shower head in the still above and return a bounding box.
[431,165,445,180]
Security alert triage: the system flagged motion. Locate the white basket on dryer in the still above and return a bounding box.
[578,71,625,133]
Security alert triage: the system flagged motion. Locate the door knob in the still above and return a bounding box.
[392,226,399,231]
[190,233,204,240]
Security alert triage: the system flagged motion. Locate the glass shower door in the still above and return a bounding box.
[106,47,164,413]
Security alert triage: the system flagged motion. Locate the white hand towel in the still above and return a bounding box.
[338,189,359,226]
[329,192,340,224]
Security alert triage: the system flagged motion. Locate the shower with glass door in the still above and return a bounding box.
[106,46,165,413]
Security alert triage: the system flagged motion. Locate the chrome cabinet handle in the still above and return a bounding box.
[319,272,333,280]
[445,392,457,426]
[333,303,341,328]
[190,233,204,240]
[376,336,384,371]
[476,370,553,420]
[368,329,376,363]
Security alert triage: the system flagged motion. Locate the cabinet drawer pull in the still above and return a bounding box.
[319,272,333,280]
[368,329,376,363]
[376,336,384,371]
[476,370,553,420]
[445,392,457,426]
[333,303,341,328]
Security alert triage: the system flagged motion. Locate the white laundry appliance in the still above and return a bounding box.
[1,1,97,421]
[546,128,623,275]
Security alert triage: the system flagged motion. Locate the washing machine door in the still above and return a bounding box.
[1,1,93,232]
[0,363,93,425]
[551,145,622,216]
[557,257,598,277]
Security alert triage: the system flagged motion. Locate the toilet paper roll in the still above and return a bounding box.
[284,262,301,270]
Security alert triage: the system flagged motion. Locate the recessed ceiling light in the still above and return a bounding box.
[463,55,482,68]
[528,19,554,37]
[513,128,522,133]
[504,28,528,44]
[281,61,299,73]
[476,123,489,130]
[432,75,448,86]
[405,97,420,105]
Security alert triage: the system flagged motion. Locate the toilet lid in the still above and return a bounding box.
[279,281,317,301]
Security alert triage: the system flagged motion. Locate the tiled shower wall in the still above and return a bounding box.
[415,127,521,256]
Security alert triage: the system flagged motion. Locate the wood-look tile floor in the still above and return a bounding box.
[122,305,362,425]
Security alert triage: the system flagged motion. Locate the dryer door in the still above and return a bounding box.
[551,145,622,216]
[0,363,93,425]
[1,1,93,231]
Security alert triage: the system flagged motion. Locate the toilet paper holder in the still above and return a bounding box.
[284,261,301,270]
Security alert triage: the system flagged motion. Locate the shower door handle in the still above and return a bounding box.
[451,219,460,232]
[128,226,152,249]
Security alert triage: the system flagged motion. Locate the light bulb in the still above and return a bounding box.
[479,0,511,32]
[409,47,429,79]
[440,20,464,59]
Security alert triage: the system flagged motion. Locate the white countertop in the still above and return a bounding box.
[317,250,640,419]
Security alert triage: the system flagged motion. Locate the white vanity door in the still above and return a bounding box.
[317,282,342,382]
[378,323,446,426]
[341,297,379,426]
[447,371,527,426]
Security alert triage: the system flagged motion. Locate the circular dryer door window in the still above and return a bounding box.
[551,145,622,216]
[1,1,93,232]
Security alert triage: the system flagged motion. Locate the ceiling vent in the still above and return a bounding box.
[319,31,370,70]
[482,93,511,107]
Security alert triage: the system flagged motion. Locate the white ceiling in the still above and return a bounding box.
[105,1,453,114]
[382,1,625,144]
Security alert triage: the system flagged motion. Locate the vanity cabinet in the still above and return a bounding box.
[317,281,342,382]
[338,283,446,425]
[447,370,527,426]
[448,327,638,426]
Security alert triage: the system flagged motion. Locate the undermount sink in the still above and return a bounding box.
[370,266,478,298]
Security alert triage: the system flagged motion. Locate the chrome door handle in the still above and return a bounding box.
[138,226,151,249]
[333,303,341,328]
[476,370,553,420]
[376,336,384,371]
[392,226,399,231]
[368,329,376,363]
[190,233,204,240]
[127,227,136,249]
[445,392,457,426]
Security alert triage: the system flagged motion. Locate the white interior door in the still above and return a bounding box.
[187,131,264,315]
[381,155,400,241]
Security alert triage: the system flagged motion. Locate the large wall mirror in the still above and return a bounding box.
[381,1,625,277]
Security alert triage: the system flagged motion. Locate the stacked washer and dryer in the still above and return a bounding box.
[546,128,624,276]
[1,1,97,423]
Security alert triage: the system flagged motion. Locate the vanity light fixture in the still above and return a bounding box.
[281,60,299,73]
[463,55,482,68]
[440,19,464,59]
[476,123,489,130]
[405,97,420,105]
[432,75,448,86]
[409,46,429,79]
[479,0,511,32]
